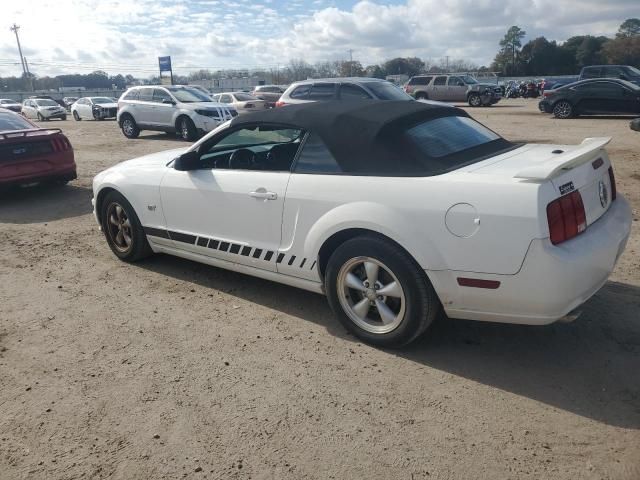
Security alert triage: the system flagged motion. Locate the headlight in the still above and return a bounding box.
[195,109,220,118]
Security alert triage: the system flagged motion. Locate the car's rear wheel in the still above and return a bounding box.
[100,190,152,262]
[468,93,482,107]
[120,115,140,139]
[415,92,428,100]
[325,236,439,347]
[178,116,197,141]
[37,112,45,121]
[553,101,574,119]
[61,115,67,121]
[73,111,81,121]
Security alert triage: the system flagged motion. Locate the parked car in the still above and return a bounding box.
[189,85,213,99]
[251,85,284,107]
[92,100,630,347]
[538,79,640,118]
[277,78,413,107]
[0,109,76,187]
[71,97,118,121]
[0,98,22,112]
[22,98,67,121]
[211,92,268,114]
[579,65,640,85]
[404,74,502,106]
[62,97,78,111]
[116,85,237,141]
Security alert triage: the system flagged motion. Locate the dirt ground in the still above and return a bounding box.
[1,99,639,480]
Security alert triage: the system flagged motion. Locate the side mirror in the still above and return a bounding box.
[162,98,175,105]
[174,150,200,171]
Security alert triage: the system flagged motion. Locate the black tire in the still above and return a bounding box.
[468,93,482,107]
[120,114,140,139]
[177,116,197,141]
[37,112,44,121]
[61,115,67,121]
[100,190,152,262]
[552,100,574,119]
[73,111,81,121]
[325,235,440,347]
[415,92,428,100]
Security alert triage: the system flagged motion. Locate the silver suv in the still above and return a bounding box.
[404,74,502,107]
[278,77,413,106]
[117,85,237,141]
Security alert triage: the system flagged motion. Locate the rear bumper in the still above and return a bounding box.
[538,100,552,113]
[429,196,632,325]
[0,151,77,186]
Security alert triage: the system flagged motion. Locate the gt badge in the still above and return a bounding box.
[598,180,608,208]
[559,181,574,195]
[147,205,156,211]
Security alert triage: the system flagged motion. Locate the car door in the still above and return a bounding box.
[447,76,467,102]
[80,99,93,119]
[151,88,175,127]
[24,100,37,119]
[430,76,448,100]
[159,123,304,272]
[582,81,627,114]
[133,88,156,127]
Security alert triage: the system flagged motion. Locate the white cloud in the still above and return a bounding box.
[0,0,634,78]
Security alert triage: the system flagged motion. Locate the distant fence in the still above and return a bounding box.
[0,89,125,102]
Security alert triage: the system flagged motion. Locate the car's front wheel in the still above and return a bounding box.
[468,93,482,107]
[120,115,140,138]
[100,190,152,262]
[553,101,574,119]
[325,236,439,347]
[178,116,197,141]
[415,92,428,100]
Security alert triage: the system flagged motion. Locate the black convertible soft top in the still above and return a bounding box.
[228,100,470,173]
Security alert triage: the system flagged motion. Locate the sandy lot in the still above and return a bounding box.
[1,99,639,480]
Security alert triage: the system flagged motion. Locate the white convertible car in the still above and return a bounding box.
[92,101,631,347]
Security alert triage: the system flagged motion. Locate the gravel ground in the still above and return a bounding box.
[1,99,639,480]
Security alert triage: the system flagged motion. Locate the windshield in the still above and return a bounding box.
[461,75,478,84]
[91,97,114,104]
[36,99,58,106]
[365,81,412,100]
[166,86,212,103]
[234,93,257,101]
[0,111,34,131]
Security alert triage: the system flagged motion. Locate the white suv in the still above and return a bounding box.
[117,85,237,141]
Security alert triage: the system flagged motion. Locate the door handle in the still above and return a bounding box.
[249,190,277,200]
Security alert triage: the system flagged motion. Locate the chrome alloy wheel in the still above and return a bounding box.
[553,101,572,118]
[181,118,190,139]
[336,256,406,334]
[122,118,135,136]
[106,202,133,253]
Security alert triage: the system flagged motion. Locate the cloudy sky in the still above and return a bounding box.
[0,0,635,78]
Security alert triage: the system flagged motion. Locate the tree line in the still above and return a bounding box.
[1,18,638,92]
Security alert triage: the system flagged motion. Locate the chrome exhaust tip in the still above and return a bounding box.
[557,309,582,323]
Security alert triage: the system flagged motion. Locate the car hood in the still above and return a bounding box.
[94,102,118,108]
[179,101,229,109]
[120,147,190,169]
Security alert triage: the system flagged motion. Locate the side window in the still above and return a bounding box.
[596,82,626,97]
[413,76,432,85]
[294,132,342,174]
[220,94,232,103]
[448,76,464,86]
[339,84,372,99]
[137,88,154,102]
[123,90,139,101]
[603,66,625,78]
[200,126,304,171]
[290,85,311,99]
[308,83,336,100]
[582,67,601,78]
[433,76,447,86]
[153,89,173,103]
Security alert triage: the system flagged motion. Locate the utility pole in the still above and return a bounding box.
[10,24,27,77]
[347,49,354,76]
[445,56,450,72]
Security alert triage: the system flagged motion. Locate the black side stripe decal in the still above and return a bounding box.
[143,227,313,270]
[144,226,170,239]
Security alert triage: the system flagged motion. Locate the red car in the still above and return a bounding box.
[0,109,76,187]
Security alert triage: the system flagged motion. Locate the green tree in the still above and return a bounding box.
[498,26,526,74]
[382,57,425,77]
[616,18,640,38]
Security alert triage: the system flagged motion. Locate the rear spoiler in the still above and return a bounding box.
[0,128,62,140]
[514,137,611,181]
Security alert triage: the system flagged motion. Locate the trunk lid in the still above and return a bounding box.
[466,137,615,228]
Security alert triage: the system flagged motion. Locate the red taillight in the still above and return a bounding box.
[543,91,553,98]
[608,166,617,201]
[51,135,71,152]
[546,190,587,245]
[274,101,286,107]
